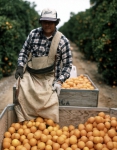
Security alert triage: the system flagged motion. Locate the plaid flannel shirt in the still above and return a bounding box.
[18,27,72,82]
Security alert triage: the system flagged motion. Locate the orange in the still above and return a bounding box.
[52,142,60,150]
[3,141,11,149]
[85,141,93,149]
[40,134,48,143]
[69,135,77,144]
[31,146,38,150]
[95,116,104,123]
[78,124,85,130]
[95,143,103,150]
[22,125,27,130]
[27,133,34,140]
[50,130,56,136]
[87,116,95,123]
[46,139,53,146]
[65,138,70,146]
[77,141,85,149]
[97,123,105,130]
[37,142,45,149]
[61,143,68,149]
[13,133,20,140]
[62,126,69,132]
[73,129,80,138]
[45,145,52,150]
[108,129,116,138]
[47,126,53,132]
[98,112,106,118]
[26,121,33,128]
[85,124,93,132]
[8,127,15,134]
[29,138,37,146]
[11,139,20,147]
[17,128,24,135]
[92,129,100,137]
[3,138,11,143]
[47,135,52,140]
[20,135,26,142]
[24,128,30,136]
[104,135,111,144]
[14,123,21,130]
[71,144,77,150]
[23,142,31,150]
[35,121,40,127]
[69,130,74,136]
[83,147,90,150]
[105,114,111,119]
[111,120,117,127]
[43,129,49,135]
[65,147,72,150]
[39,123,46,131]
[100,130,105,137]
[93,122,97,128]
[9,145,15,150]
[106,141,114,149]
[57,136,65,145]
[113,142,117,148]
[30,126,37,133]
[4,132,11,138]
[80,136,88,143]
[52,135,58,142]
[56,129,62,136]
[36,117,44,123]
[34,130,42,140]
[87,131,92,138]
[46,119,54,126]
[113,136,117,142]
[88,136,94,142]
[63,131,69,138]
[111,117,116,120]
[15,145,23,150]
[93,136,101,144]
[23,139,29,145]
[80,129,87,136]
[68,125,75,131]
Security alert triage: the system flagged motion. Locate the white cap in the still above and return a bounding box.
[40,8,60,22]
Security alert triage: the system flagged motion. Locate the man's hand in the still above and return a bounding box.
[52,82,62,96]
[15,66,23,79]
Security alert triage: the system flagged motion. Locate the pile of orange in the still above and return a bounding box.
[2,112,117,150]
[62,74,95,90]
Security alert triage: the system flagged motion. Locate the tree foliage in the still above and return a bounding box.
[59,0,117,86]
[0,0,40,77]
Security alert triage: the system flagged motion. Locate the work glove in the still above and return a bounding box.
[15,66,23,79]
[52,82,62,96]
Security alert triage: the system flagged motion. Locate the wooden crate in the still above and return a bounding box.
[0,104,117,148]
[59,74,99,107]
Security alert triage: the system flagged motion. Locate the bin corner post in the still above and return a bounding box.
[13,84,16,104]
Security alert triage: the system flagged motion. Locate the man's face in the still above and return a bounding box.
[41,21,56,37]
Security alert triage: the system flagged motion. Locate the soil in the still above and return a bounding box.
[0,42,117,114]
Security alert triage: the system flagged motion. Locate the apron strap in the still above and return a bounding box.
[48,31,62,61]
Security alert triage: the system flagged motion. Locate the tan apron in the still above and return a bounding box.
[15,31,62,123]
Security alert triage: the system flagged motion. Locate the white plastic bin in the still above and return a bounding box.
[70,65,77,78]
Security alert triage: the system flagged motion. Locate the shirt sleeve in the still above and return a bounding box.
[55,35,73,83]
[18,31,32,67]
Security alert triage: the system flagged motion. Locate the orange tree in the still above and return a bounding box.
[90,0,117,85]
[0,0,40,78]
[59,0,117,86]
[59,9,94,60]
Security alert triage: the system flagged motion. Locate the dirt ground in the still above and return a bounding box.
[0,42,117,114]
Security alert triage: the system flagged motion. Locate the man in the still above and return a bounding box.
[15,8,72,123]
